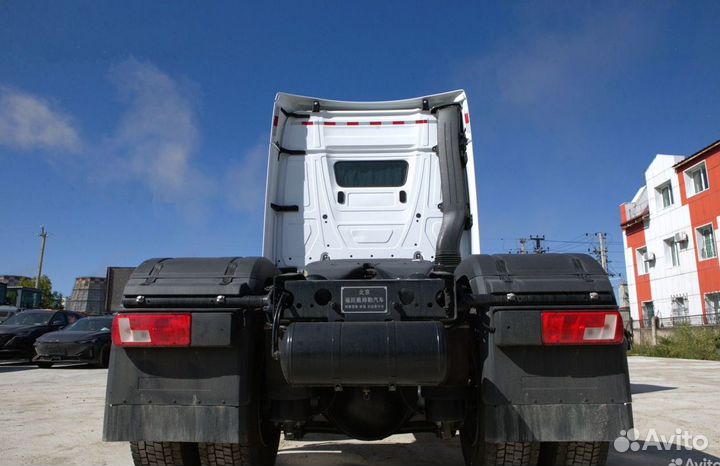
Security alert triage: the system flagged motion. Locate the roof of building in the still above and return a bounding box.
[673,138,720,170]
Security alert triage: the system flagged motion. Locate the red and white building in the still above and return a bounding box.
[620,139,720,327]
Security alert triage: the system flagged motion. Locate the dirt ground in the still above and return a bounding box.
[0,356,718,466]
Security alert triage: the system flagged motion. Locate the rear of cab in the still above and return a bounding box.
[262,90,480,268]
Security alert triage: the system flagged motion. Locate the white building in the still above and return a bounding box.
[620,140,720,327]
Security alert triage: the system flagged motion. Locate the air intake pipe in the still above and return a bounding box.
[433,105,470,271]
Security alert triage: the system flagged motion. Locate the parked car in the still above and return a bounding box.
[33,315,114,368]
[0,310,85,361]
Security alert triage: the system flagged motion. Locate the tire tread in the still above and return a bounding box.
[486,442,540,466]
[130,441,199,466]
[540,441,609,466]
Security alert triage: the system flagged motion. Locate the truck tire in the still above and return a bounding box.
[130,441,200,466]
[486,442,540,466]
[539,441,609,466]
[198,404,280,466]
[36,362,53,369]
[460,407,540,466]
[198,435,279,466]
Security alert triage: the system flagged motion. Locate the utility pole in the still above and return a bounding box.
[519,238,527,255]
[529,235,547,254]
[593,232,608,272]
[35,226,48,288]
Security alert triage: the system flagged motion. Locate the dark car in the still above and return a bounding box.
[0,310,85,361]
[33,315,114,368]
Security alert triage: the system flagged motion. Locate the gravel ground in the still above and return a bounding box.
[0,356,718,466]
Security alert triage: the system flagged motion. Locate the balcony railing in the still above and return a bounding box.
[624,197,649,223]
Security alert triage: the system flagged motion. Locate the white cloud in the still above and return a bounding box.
[0,87,82,152]
[1,59,259,215]
[107,58,205,202]
[224,138,269,213]
[466,6,663,116]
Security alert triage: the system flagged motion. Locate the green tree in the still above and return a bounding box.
[49,291,64,310]
[18,275,63,309]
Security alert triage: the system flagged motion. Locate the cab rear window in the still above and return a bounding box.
[333,160,408,187]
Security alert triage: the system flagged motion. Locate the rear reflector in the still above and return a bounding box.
[112,313,191,347]
[541,311,623,345]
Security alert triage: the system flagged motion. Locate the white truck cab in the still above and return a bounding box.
[263,90,480,270]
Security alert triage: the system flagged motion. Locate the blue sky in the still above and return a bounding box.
[1,1,720,296]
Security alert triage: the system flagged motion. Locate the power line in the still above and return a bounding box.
[544,239,594,245]
[529,235,548,254]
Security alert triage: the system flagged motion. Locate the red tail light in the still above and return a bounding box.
[541,311,623,345]
[112,313,191,347]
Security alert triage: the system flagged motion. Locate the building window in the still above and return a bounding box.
[671,296,689,325]
[642,301,655,328]
[656,182,674,208]
[696,224,717,261]
[685,162,709,197]
[636,247,650,275]
[665,238,681,267]
[705,293,720,325]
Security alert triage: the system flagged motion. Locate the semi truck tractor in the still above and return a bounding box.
[104,90,632,466]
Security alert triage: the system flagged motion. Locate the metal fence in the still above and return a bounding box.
[656,313,720,328]
[631,313,720,329]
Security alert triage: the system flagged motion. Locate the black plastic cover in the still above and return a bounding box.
[123,257,277,300]
[434,105,470,271]
[456,253,613,297]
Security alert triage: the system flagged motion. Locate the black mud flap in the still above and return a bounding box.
[103,317,261,443]
[103,257,277,444]
[456,254,633,443]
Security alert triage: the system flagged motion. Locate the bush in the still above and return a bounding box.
[630,325,720,361]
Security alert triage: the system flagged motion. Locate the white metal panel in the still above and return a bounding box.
[262,91,479,270]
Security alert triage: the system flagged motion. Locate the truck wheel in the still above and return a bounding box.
[199,405,279,466]
[482,442,539,466]
[539,441,609,466]
[460,408,540,466]
[198,436,279,466]
[36,362,53,369]
[130,441,200,466]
